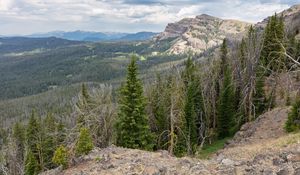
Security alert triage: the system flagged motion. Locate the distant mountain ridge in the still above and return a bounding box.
[27,30,158,42]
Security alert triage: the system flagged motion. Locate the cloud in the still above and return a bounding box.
[0,0,296,35]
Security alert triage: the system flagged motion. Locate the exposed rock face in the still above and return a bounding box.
[155,14,251,54]
[155,4,300,55]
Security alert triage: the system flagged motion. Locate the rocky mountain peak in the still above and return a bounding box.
[196,14,219,20]
[155,14,251,54]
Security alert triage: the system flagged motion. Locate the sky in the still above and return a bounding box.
[0,0,298,35]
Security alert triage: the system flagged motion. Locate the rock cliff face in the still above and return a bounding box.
[155,4,300,55]
[155,14,251,54]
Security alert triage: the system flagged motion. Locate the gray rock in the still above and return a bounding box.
[221,158,235,166]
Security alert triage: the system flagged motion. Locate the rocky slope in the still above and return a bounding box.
[155,14,251,54]
[155,4,300,55]
[41,107,300,175]
[256,4,300,37]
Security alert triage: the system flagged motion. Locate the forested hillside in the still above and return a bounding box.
[0,38,177,100]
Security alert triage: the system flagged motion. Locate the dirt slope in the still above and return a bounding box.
[41,107,300,175]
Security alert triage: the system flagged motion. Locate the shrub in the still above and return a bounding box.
[52,145,68,169]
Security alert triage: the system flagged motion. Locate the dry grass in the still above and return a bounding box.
[221,132,300,161]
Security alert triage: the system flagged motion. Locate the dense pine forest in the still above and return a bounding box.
[0,12,300,175]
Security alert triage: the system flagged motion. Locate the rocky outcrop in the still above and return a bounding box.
[155,14,251,54]
[155,4,300,55]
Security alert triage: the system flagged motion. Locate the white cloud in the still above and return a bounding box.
[0,0,296,35]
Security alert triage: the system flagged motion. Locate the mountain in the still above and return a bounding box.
[155,14,251,54]
[256,4,300,38]
[119,32,159,41]
[27,30,158,42]
[0,37,83,54]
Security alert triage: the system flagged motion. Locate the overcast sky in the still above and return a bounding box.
[0,0,298,35]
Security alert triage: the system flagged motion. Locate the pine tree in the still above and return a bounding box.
[26,110,41,159]
[239,38,247,70]
[217,39,236,138]
[52,145,68,169]
[260,14,285,72]
[220,38,228,78]
[12,122,25,165]
[285,97,300,132]
[182,57,199,155]
[55,120,66,147]
[253,66,267,116]
[24,149,39,175]
[217,66,236,138]
[42,113,56,169]
[75,127,94,156]
[184,82,198,154]
[116,56,154,150]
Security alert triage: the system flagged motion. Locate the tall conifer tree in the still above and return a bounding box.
[116,56,154,150]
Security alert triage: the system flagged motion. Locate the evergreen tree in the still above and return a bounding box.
[217,66,236,138]
[253,66,267,116]
[55,120,66,147]
[116,56,154,150]
[219,38,229,80]
[182,57,199,155]
[184,82,198,154]
[12,122,25,165]
[24,150,39,175]
[26,110,41,159]
[239,38,247,70]
[285,97,300,132]
[260,14,286,72]
[41,113,56,169]
[217,39,236,138]
[52,145,68,169]
[75,127,94,156]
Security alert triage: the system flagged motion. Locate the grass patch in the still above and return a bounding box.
[197,137,231,159]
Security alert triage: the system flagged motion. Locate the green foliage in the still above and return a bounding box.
[24,150,40,175]
[182,57,200,155]
[116,56,154,150]
[253,67,267,116]
[239,38,247,70]
[0,37,177,100]
[260,14,286,72]
[217,39,236,138]
[26,110,41,158]
[41,113,57,169]
[285,97,300,132]
[218,67,236,138]
[197,137,231,159]
[220,38,228,76]
[12,122,25,163]
[75,127,94,156]
[150,75,170,150]
[52,145,68,169]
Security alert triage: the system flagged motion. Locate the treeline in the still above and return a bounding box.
[1,13,300,175]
